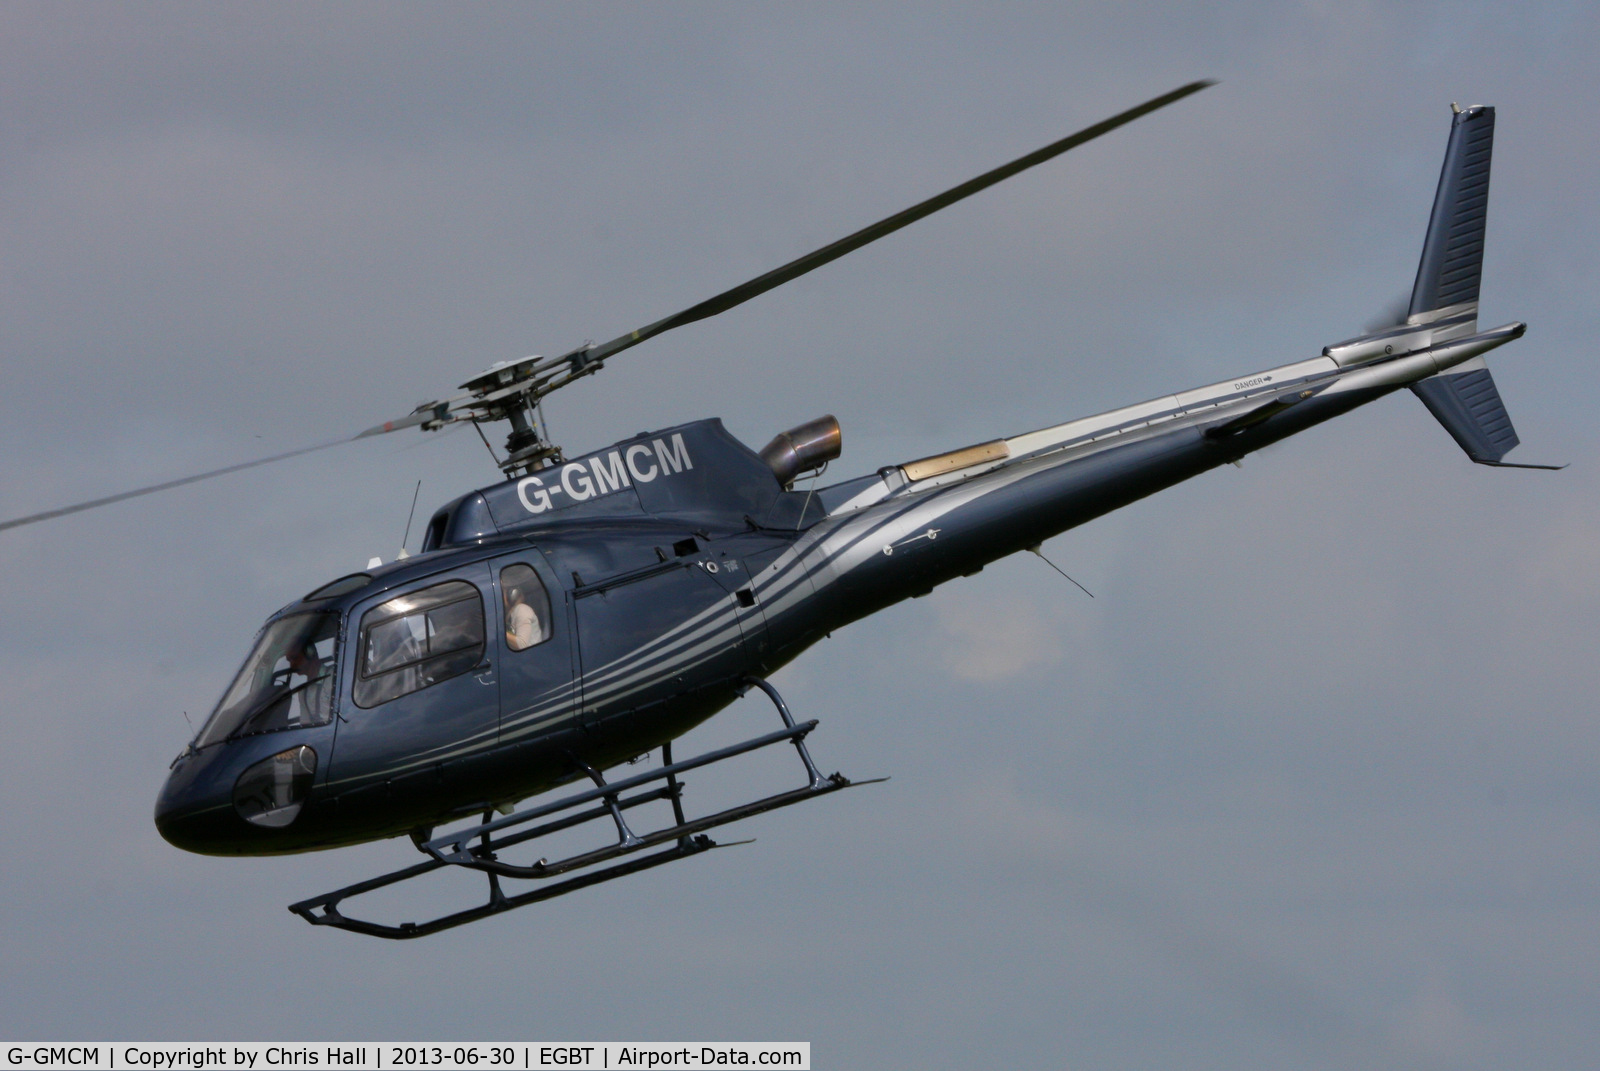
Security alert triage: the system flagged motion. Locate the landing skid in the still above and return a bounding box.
[289,677,880,938]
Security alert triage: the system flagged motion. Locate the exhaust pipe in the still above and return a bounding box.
[760,415,842,486]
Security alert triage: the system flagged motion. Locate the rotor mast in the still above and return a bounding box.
[408,343,611,475]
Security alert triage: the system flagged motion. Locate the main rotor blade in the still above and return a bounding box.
[585,79,1214,364]
[4,83,1214,534]
[0,436,353,533]
[0,382,459,534]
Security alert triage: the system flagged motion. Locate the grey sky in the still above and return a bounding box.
[1,4,1597,1068]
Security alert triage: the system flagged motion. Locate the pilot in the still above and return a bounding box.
[505,585,544,651]
[285,641,321,683]
[285,642,330,726]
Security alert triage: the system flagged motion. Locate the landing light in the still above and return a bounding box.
[234,745,317,828]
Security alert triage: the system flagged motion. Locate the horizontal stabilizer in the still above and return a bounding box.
[1411,359,1527,465]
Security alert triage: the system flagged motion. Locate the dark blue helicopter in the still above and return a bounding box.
[1,84,1550,937]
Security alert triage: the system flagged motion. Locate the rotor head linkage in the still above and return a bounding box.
[443,351,601,474]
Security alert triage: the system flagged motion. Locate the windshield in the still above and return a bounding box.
[196,613,339,748]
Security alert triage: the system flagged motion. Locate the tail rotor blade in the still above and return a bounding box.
[1363,294,1412,334]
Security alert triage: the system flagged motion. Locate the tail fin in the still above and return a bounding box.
[1405,106,1553,467]
[1408,104,1494,332]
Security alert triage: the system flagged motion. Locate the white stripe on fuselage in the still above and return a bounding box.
[350,345,1453,787]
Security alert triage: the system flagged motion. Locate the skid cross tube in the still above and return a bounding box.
[288,785,681,931]
[574,757,646,850]
[288,677,881,938]
[291,836,719,940]
[662,739,690,847]
[423,718,823,863]
[741,676,830,789]
[442,772,851,882]
[425,720,850,881]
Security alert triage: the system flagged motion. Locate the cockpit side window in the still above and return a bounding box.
[353,579,485,708]
[197,613,339,747]
[500,563,552,651]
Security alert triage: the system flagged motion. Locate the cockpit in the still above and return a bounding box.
[158,553,564,854]
[194,612,340,747]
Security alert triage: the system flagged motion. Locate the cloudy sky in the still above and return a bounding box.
[2,3,1598,1068]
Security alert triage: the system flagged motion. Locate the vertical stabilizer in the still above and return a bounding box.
[1404,106,1552,468]
[1408,105,1494,331]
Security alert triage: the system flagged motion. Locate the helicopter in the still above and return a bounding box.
[0,82,1554,938]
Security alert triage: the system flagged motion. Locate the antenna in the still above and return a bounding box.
[1027,544,1094,599]
[399,480,422,559]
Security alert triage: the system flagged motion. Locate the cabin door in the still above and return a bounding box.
[326,563,501,805]
[488,548,581,747]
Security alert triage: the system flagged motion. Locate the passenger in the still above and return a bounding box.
[505,585,544,651]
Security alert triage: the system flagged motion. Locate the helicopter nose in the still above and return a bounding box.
[156,742,323,854]
[155,752,239,855]
[154,798,230,854]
